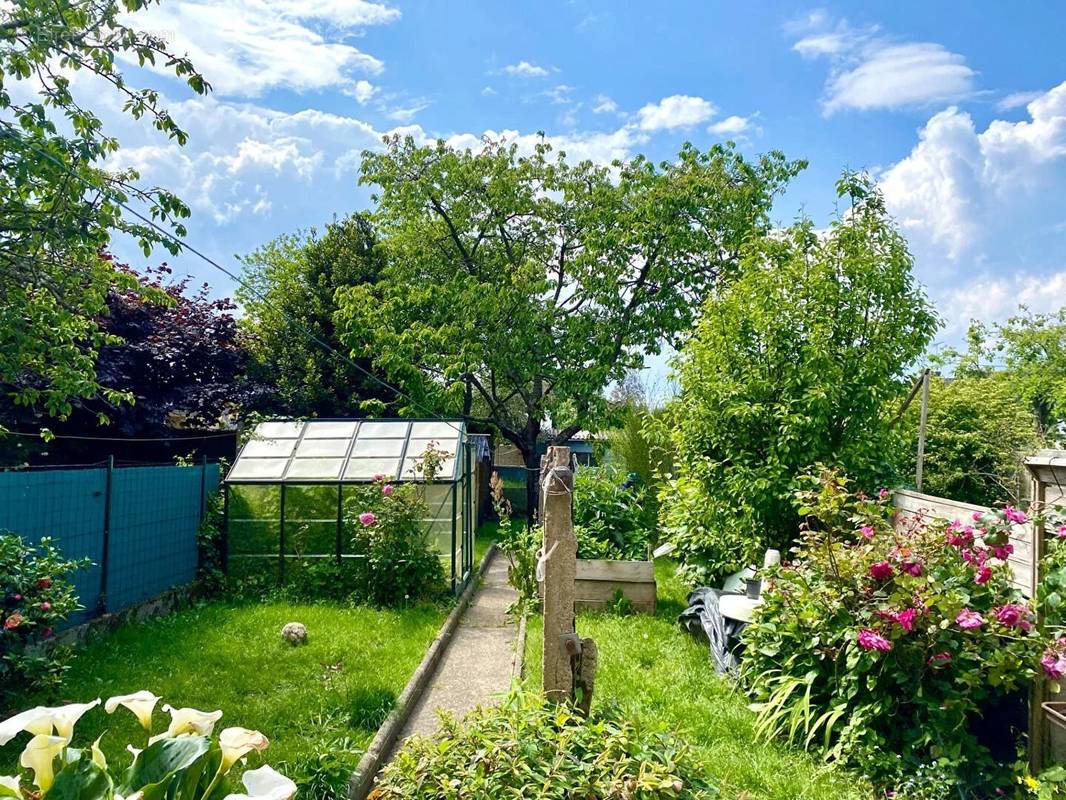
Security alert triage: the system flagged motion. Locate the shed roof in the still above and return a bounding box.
[226,418,466,484]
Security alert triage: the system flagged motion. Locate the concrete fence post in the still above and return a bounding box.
[541,446,576,703]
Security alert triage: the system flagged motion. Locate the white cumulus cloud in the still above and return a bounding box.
[124,0,399,97]
[789,13,977,114]
[636,94,715,131]
[502,61,550,78]
[878,81,1066,336]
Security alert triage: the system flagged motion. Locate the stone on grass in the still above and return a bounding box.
[280,622,308,646]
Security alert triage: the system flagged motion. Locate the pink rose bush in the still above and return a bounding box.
[338,475,445,607]
[742,469,1045,796]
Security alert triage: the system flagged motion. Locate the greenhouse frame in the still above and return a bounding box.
[222,418,476,593]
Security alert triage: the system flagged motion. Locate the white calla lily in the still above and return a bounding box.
[223,765,296,800]
[126,744,142,758]
[153,704,223,742]
[105,691,160,731]
[50,700,100,741]
[91,735,108,770]
[0,775,19,798]
[0,700,99,747]
[19,734,67,791]
[0,706,55,745]
[218,727,269,771]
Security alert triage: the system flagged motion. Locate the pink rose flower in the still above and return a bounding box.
[974,565,993,585]
[901,560,923,577]
[358,512,377,526]
[895,608,919,632]
[928,651,952,667]
[382,484,394,496]
[972,511,984,523]
[859,525,875,539]
[4,612,23,630]
[39,601,51,612]
[1043,651,1066,680]
[372,474,385,482]
[1057,524,1066,539]
[1003,505,1027,524]
[869,561,894,581]
[956,609,984,629]
[991,544,1014,560]
[857,629,892,652]
[878,488,889,499]
[42,627,53,638]
[994,603,1029,628]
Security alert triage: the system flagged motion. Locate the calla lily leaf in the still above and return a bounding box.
[120,735,211,799]
[49,751,114,800]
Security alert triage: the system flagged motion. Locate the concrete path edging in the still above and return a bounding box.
[348,545,498,800]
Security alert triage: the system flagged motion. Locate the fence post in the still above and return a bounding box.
[541,446,577,703]
[199,454,208,518]
[221,484,230,574]
[97,455,114,616]
[915,368,930,491]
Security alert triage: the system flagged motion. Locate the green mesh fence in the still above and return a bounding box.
[0,460,219,625]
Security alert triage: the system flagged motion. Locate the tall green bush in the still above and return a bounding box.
[902,373,1041,506]
[656,174,938,582]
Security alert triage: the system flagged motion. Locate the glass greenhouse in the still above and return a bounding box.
[222,418,476,593]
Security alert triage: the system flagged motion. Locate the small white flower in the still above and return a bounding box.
[19,734,67,791]
[223,765,296,800]
[105,691,161,731]
[219,727,269,771]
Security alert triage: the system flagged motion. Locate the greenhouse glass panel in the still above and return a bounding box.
[223,418,473,594]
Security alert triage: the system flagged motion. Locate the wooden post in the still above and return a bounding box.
[541,446,577,703]
[915,368,930,491]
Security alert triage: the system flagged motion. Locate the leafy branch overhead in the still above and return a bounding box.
[335,134,804,505]
[0,0,209,421]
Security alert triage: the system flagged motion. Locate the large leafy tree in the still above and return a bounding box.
[0,0,208,423]
[994,310,1066,440]
[656,174,939,581]
[0,263,268,462]
[238,214,394,418]
[336,136,803,514]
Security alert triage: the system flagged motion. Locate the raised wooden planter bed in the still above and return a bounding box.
[574,558,656,615]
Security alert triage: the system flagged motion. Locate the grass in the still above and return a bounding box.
[524,560,872,800]
[2,599,444,799]
[473,519,503,567]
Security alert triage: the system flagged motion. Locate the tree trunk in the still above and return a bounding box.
[520,417,541,528]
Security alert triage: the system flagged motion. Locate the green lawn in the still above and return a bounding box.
[2,600,444,800]
[473,519,502,567]
[524,561,871,800]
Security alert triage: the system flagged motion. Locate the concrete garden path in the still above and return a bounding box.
[398,549,520,740]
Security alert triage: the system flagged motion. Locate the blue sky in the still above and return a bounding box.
[95,1,1066,359]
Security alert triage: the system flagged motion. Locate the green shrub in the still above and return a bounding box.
[371,689,717,799]
[573,465,655,560]
[741,469,1042,797]
[344,478,446,607]
[656,175,937,584]
[0,534,89,707]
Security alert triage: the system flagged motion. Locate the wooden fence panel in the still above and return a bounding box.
[892,489,1034,597]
